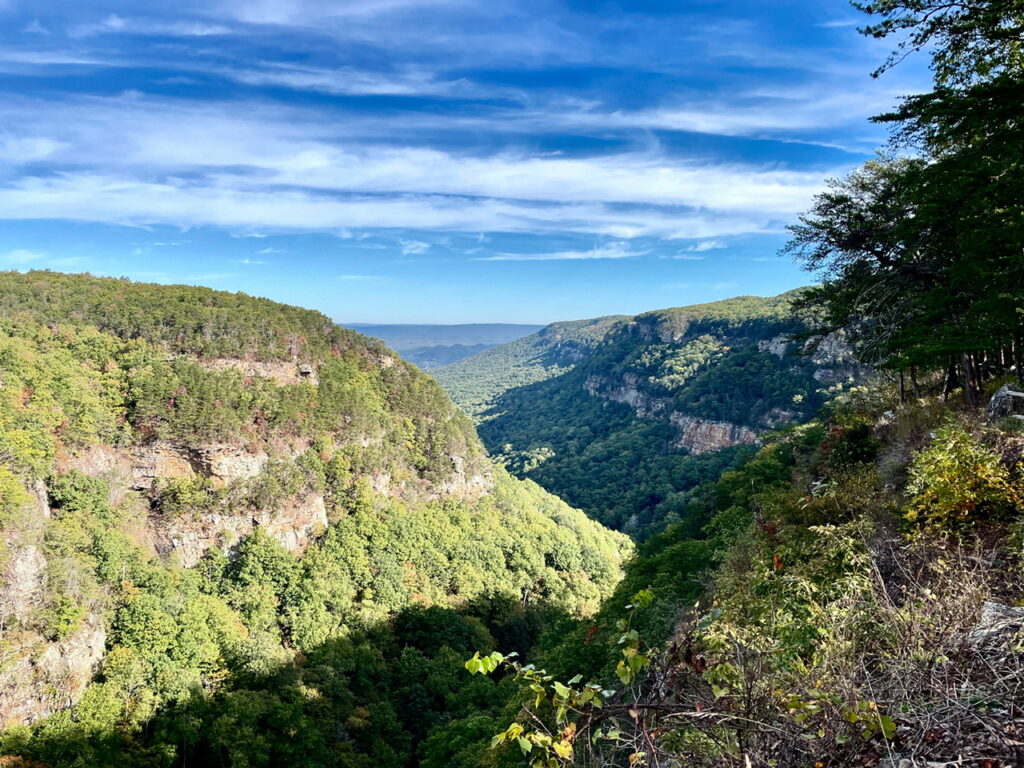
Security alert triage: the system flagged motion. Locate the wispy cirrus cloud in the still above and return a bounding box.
[682,240,726,253]
[0,0,929,321]
[69,13,232,38]
[222,63,484,98]
[0,93,835,239]
[478,243,645,262]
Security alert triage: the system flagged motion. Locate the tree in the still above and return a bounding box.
[789,0,1024,403]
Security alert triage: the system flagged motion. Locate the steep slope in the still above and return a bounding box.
[436,292,863,534]
[0,271,629,766]
[449,388,1024,768]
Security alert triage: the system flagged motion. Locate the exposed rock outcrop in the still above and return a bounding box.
[669,414,760,454]
[200,358,319,386]
[584,374,761,454]
[60,444,195,492]
[61,442,273,493]
[151,493,329,568]
[434,454,491,500]
[805,331,862,386]
[584,374,672,419]
[0,614,106,726]
[186,444,269,488]
[987,384,1024,422]
[757,335,790,357]
[1,545,46,626]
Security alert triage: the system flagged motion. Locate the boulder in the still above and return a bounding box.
[987,384,1024,421]
[965,601,1024,648]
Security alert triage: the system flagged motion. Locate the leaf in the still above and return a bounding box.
[517,737,532,756]
[552,741,573,759]
[878,714,897,740]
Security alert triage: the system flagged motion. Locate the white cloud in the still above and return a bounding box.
[0,136,64,162]
[234,257,268,264]
[817,18,860,28]
[478,243,644,261]
[223,63,481,97]
[399,239,429,255]
[0,91,845,241]
[70,14,232,38]
[0,172,787,239]
[219,0,467,26]
[682,240,726,252]
[0,51,113,68]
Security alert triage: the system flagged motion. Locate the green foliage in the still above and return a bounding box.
[49,470,112,518]
[0,272,633,768]
[466,590,655,768]
[906,420,1023,528]
[0,463,30,524]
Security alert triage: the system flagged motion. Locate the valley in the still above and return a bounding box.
[435,292,864,535]
[2,0,1024,766]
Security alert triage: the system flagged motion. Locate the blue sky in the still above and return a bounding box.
[0,0,927,323]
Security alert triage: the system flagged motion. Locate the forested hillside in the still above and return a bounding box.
[434,315,627,417]
[0,272,629,767]
[437,293,863,535]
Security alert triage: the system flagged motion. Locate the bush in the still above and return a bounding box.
[906,421,1022,529]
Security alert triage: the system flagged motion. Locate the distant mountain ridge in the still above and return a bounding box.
[434,291,865,535]
[343,322,544,369]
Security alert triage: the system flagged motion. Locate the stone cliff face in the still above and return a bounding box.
[580,327,862,455]
[1,516,106,726]
[668,414,760,454]
[152,493,330,568]
[584,373,671,419]
[199,358,320,387]
[584,373,760,454]
[0,614,106,726]
[1,433,492,728]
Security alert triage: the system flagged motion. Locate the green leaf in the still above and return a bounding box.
[878,714,897,740]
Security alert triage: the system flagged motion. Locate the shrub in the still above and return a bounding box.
[0,465,30,526]
[906,421,1022,529]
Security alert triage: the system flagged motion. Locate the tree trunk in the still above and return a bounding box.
[961,352,981,407]
[899,370,906,403]
[1015,332,1024,387]
[910,366,921,399]
[943,358,958,402]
